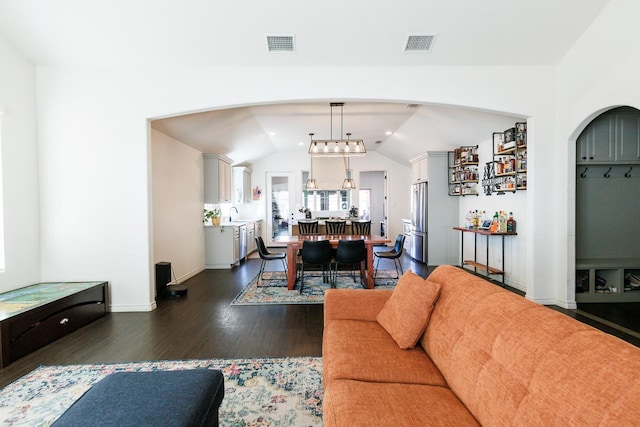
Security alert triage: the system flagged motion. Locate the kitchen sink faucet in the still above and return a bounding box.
[230,206,238,221]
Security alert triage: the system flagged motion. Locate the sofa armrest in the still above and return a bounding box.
[324,289,393,326]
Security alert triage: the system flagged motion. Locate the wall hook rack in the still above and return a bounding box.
[625,167,633,178]
[604,167,612,178]
[580,167,588,178]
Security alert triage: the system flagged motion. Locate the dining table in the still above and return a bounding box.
[272,234,391,290]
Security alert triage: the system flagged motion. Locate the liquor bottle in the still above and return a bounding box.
[490,212,499,232]
[507,212,516,233]
[465,210,473,229]
[498,211,507,233]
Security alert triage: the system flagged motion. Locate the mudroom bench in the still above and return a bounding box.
[0,281,107,367]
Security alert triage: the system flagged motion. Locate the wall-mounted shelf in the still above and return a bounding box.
[448,146,479,196]
[483,122,527,195]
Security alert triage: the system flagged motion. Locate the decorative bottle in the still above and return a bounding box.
[507,212,516,233]
[498,211,507,233]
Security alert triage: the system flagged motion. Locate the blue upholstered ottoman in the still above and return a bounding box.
[52,369,224,427]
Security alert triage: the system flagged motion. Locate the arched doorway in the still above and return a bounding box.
[574,106,640,330]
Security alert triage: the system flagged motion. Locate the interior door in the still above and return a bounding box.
[266,172,294,239]
[359,171,387,236]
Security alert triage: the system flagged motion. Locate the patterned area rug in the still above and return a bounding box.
[231,270,398,305]
[0,357,322,426]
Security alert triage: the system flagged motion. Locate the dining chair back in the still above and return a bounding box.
[325,220,347,234]
[297,220,319,235]
[255,236,287,284]
[351,220,371,235]
[334,239,366,286]
[300,240,333,293]
[374,234,405,279]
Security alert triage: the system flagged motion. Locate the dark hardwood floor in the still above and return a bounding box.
[0,252,637,389]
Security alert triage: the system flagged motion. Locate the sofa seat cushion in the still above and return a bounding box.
[323,379,479,427]
[377,270,441,349]
[323,319,446,387]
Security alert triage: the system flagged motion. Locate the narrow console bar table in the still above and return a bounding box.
[453,227,517,285]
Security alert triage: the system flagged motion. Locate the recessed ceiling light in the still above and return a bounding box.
[385,131,393,135]
[269,132,276,136]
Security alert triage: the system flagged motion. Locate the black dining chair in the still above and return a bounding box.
[255,236,287,285]
[297,220,319,235]
[325,220,347,235]
[333,239,366,287]
[299,240,333,293]
[374,234,405,279]
[351,220,371,235]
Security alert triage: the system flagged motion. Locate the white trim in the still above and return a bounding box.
[173,266,204,285]
[110,301,157,312]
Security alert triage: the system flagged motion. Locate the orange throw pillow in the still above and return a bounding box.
[376,270,441,349]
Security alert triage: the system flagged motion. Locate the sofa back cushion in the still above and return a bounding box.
[376,270,441,349]
[421,265,640,425]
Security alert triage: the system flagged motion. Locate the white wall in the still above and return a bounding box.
[0,32,41,292]
[557,0,640,308]
[33,64,557,311]
[151,129,205,288]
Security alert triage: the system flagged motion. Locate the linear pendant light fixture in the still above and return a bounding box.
[305,133,318,190]
[308,103,366,158]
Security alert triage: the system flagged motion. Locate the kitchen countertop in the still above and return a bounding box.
[205,218,261,227]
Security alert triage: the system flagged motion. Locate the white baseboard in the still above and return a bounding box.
[110,301,157,312]
[172,266,205,284]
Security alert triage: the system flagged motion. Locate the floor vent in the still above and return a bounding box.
[404,34,437,53]
[266,34,295,52]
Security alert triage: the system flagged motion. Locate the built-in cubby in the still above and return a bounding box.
[575,259,640,302]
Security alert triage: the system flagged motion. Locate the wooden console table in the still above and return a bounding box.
[453,227,517,285]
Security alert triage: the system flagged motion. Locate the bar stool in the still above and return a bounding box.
[326,220,346,234]
[298,220,319,235]
[351,220,371,235]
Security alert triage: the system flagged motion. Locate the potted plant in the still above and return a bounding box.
[203,208,222,226]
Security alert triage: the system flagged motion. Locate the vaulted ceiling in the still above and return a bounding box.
[0,0,611,165]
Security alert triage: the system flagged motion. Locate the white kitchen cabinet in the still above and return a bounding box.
[233,166,252,204]
[246,221,256,254]
[205,226,239,269]
[255,220,263,241]
[411,155,428,183]
[203,154,232,203]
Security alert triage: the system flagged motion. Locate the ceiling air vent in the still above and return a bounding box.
[266,34,296,53]
[404,34,437,53]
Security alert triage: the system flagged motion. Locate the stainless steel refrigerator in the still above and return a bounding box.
[409,182,428,263]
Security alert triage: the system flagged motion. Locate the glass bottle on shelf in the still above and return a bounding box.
[507,212,516,233]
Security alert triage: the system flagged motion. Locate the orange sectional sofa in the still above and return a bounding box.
[323,265,640,426]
